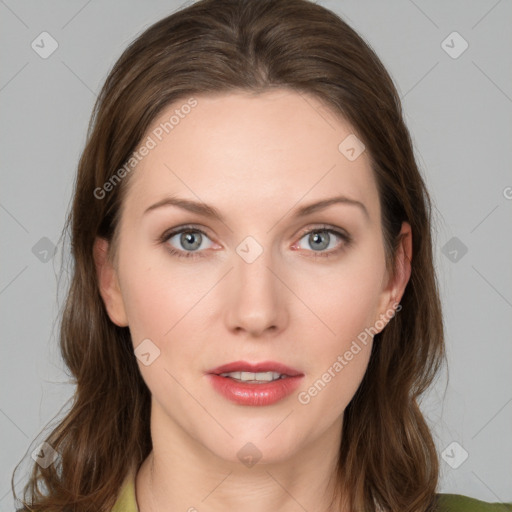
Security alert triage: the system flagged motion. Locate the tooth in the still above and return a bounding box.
[218,371,287,382]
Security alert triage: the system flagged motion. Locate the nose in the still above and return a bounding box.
[224,245,289,338]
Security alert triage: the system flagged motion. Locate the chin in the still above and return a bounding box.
[197,423,304,466]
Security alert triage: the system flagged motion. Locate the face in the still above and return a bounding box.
[95,89,410,465]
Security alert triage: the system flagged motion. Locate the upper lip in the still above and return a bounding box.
[208,360,303,377]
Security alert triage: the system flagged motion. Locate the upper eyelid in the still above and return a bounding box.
[160,224,211,241]
[296,225,349,238]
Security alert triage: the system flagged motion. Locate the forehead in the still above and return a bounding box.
[123,89,379,222]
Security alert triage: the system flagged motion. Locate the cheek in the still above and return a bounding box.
[122,273,176,344]
[118,243,219,359]
[291,245,384,408]
[296,340,372,431]
[294,276,379,421]
[294,245,386,351]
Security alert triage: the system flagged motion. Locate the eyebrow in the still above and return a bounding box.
[143,195,369,221]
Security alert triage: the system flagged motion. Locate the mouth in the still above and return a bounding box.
[208,360,302,380]
[217,371,288,383]
[207,361,304,406]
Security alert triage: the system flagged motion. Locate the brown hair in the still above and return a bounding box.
[13,0,446,510]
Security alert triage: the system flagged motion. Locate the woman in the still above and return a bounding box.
[12,0,512,511]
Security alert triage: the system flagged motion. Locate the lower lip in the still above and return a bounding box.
[208,374,303,406]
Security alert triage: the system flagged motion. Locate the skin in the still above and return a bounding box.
[94,89,412,512]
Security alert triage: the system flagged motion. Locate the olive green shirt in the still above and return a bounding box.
[111,472,512,511]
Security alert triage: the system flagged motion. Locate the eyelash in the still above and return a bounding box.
[159,224,352,260]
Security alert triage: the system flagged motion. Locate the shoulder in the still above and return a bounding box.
[111,469,138,512]
[436,493,512,511]
[14,470,139,512]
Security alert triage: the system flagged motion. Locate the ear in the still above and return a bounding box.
[93,237,128,327]
[375,221,412,329]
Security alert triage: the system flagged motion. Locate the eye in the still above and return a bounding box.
[293,225,351,258]
[160,225,214,259]
[159,224,352,260]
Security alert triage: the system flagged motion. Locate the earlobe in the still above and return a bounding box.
[93,237,128,327]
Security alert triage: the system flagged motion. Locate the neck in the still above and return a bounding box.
[135,402,347,512]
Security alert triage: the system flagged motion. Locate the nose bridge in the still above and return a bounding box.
[225,235,286,335]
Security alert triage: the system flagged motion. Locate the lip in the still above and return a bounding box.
[207,360,304,406]
[208,360,303,377]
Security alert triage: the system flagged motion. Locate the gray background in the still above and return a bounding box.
[1,0,511,509]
